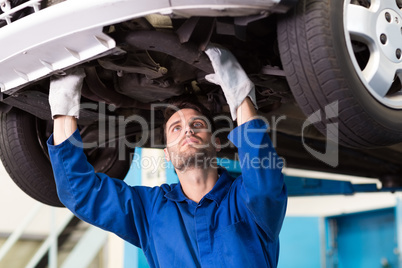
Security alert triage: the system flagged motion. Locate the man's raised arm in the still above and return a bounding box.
[46,68,151,249]
[205,46,288,240]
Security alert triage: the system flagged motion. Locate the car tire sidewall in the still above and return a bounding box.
[0,108,62,207]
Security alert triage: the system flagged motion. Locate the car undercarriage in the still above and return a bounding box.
[1,0,402,206]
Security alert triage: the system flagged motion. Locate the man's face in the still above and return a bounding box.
[164,108,220,171]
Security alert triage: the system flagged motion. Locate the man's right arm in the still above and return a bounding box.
[47,126,155,248]
[47,69,154,249]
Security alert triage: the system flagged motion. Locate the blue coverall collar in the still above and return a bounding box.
[164,167,234,207]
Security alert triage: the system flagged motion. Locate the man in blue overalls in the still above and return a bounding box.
[47,46,288,267]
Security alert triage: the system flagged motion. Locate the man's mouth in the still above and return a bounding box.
[181,137,200,146]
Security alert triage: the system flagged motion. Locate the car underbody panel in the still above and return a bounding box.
[0,0,294,94]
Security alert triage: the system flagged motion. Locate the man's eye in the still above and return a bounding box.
[193,122,204,128]
[172,126,181,132]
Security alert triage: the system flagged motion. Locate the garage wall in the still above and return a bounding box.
[0,161,125,267]
[278,217,324,268]
[286,193,397,217]
[327,208,398,268]
[0,161,71,236]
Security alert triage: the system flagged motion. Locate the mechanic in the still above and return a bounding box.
[47,46,288,267]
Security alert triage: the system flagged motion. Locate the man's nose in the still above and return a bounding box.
[185,125,194,135]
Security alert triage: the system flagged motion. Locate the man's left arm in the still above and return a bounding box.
[205,45,287,240]
[205,46,288,240]
[231,98,288,241]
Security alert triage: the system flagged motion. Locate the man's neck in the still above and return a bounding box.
[177,167,219,203]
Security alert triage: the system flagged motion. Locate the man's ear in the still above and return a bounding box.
[215,137,221,152]
[164,148,171,162]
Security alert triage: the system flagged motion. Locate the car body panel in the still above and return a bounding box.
[0,0,293,94]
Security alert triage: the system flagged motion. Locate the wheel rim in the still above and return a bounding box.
[344,0,402,109]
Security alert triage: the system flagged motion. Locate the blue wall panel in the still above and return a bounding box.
[278,217,322,268]
[329,208,397,268]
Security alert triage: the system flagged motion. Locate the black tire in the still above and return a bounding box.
[0,108,132,207]
[277,0,402,148]
[0,108,61,206]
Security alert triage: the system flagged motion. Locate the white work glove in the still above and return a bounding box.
[204,45,257,120]
[49,68,86,119]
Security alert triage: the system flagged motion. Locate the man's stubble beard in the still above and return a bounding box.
[168,144,217,172]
